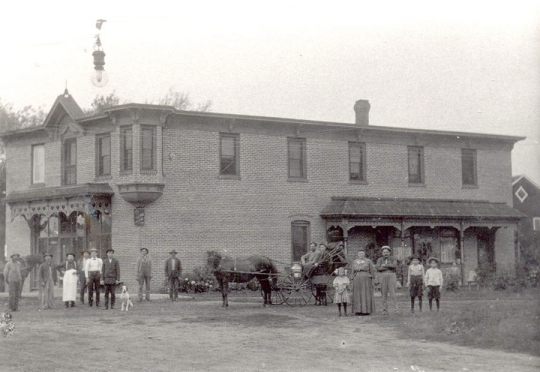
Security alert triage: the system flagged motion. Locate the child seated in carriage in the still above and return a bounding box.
[333,267,350,316]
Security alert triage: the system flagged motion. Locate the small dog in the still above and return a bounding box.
[120,285,133,311]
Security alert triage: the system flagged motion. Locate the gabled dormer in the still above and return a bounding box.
[42,89,86,142]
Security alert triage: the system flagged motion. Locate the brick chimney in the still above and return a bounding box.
[354,100,370,125]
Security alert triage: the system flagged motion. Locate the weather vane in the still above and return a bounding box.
[91,19,108,87]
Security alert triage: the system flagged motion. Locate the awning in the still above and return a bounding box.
[321,197,525,221]
[4,183,114,220]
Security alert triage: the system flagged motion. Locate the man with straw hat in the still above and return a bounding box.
[136,248,152,302]
[376,246,399,315]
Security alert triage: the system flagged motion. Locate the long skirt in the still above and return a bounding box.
[352,272,375,315]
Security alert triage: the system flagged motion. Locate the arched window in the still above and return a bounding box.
[291,221,310,262]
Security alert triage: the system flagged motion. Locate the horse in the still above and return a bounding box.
[14,255,44,297]
[207,251,278,308]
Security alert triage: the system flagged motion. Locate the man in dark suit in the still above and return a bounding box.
[101,248,120,310]
[164,250,182,301]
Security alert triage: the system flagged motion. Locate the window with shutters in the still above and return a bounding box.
[408,146,424,184]
[349,142,366,182]
[462,148,477,186]
[31,144,45,184]
[96,133,111,177]
[288,138,307,180]
[219,133,240,177]
[62,138,77,185]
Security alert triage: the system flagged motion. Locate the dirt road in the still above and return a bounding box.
[1,298,538,372]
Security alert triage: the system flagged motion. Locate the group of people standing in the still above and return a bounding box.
[3,247,184,312]
[331,245,445,317]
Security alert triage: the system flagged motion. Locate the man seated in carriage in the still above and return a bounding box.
[301,242,318,266]
[301,243,326,276]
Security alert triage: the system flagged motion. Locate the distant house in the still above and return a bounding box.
[0,91,525,291]
[512,175,540,267]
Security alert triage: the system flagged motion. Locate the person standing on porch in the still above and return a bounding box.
[56,253,78,308]
[3,253,22,312]
[77,250,90,304]
[136,248,152,302]
[38,253,57,310]
[376,246,399,315]
[165,250,182,301]
[101,248,120,310]
[85,248,103,307]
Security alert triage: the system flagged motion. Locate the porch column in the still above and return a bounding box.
[459,223,465,286]
[515,224,520,276]
[342,219,349,260]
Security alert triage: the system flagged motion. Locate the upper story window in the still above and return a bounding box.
[219,133,239,177]
[96,133,111,177]
[31,144,45,184]
[62,138,77,185]
[141,125,157,171]
[120,126,133,172]
[462,148,477,186]
[408,146,424,184]
[288,138,307,180]
[349,142,366,182]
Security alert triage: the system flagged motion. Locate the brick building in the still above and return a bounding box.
[1,91,525,291]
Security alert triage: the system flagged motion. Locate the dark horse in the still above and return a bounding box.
[14,255,44,297]
[207,251,278,308]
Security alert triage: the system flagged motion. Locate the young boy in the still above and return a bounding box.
[424,257,444,311]
[407,256,425,313]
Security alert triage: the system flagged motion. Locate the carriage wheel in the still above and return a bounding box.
[281,273,314,307]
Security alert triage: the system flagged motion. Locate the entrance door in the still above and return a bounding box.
[291,221,310,262]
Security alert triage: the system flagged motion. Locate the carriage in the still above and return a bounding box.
[269,242,349,306]
[208,242,349,308]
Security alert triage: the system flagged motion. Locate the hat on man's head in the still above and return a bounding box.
[90,248,98,252]
[140,248,149,253]
[310,241,318,246]
[381,246,392,254]
[10,253,20,259]
[427,257,440,264]
[106,248,114,254]
[169,249,177,254]
[43,253,53,258]
[81,250,90,254]
[66,252,75,258]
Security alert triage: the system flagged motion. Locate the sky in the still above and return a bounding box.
[1,1,539,184]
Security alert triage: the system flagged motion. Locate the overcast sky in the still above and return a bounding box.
[1,1,539,184]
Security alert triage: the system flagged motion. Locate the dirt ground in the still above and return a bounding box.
[1,294,539,372]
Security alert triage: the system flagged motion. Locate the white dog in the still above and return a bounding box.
[120,285,133,311]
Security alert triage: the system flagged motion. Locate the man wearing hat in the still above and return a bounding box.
[136,248,152,302]
[376,246,399,315]
[38,253,58,310]
[77,250,90,304]
[101,248,121,310]
[3,253,22,311]
[56,253,78,308]
[164,250,182,301]
[85,248,103,307]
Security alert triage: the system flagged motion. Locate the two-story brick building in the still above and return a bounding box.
[1,90,524,291]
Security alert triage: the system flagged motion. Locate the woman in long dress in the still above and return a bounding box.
[351,249,377,316]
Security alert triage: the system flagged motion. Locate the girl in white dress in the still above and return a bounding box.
[333,267,351,316]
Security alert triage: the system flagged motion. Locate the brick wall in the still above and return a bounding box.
[4,116,518,289]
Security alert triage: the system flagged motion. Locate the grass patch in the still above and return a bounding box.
[379,288,540,356]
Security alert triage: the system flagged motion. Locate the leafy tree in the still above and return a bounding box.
[84,91,123,116]
[157,88,212,112]
[0,99,45,133]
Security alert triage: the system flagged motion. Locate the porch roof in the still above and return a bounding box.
[3,183,114,204]
[320,197,525,220]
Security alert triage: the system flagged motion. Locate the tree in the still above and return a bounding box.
[84,88,212,116]
[0,99,45,133]
[157,88,212,112]
[84,91,123,116]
